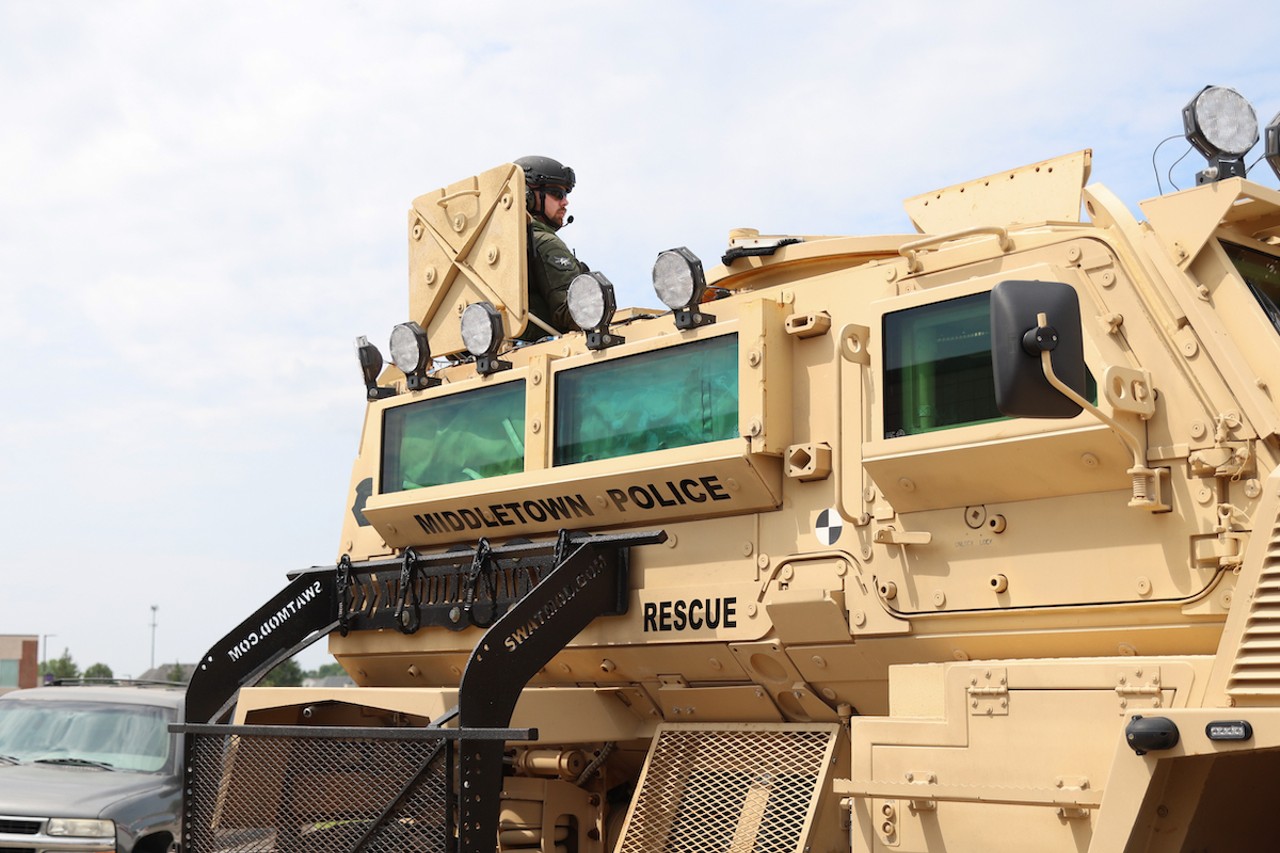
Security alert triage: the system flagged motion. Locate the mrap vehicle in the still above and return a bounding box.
[178,86,1280,852]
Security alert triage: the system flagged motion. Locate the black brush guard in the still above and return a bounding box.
[175,529,664,853]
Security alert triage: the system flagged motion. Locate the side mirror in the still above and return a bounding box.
[990,280,1086,418]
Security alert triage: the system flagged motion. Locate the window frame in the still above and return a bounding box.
[377,372,531,494]
[551,332,741,468]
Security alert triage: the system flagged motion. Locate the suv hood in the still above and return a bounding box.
[0,763,172,817]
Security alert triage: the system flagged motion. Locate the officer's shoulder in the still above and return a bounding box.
[531,225,568,250]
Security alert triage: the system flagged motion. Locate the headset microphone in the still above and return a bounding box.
[565,215,574,226]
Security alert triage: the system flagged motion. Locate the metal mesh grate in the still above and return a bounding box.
[184,728,452,853]
[617,725,837,853]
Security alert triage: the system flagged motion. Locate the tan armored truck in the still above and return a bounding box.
[177,86,1280,852]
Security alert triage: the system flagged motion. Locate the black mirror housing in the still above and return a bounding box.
[990,280,1087,418]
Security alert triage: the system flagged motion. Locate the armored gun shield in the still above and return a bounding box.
[409,163,531,354]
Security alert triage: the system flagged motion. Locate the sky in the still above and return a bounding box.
[1,1,1278,678]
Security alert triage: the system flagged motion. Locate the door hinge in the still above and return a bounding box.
[967,668,1008,716]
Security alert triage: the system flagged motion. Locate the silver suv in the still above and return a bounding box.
[0,682,183,852]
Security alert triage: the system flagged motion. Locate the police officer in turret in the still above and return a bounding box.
[515,155,589,338]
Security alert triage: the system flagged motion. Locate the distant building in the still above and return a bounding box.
[0,635,38,695]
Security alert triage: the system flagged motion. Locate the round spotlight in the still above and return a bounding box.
[356,335,383,378]
[460,302,512,374]
[1183,85,1259,160]
[568,272,617,331]
[388,322,430,375]
[355,335,394,400]
[460,302,504,358]
[653,247,706,311]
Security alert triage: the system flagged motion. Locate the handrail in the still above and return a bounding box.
[436,188,482,206]
[899,225,1013,272]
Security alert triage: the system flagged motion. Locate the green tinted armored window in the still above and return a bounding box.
[884,293,1002,437]
[554,335,738,465]
[1223,241,1280,333]
[381,380,525,492]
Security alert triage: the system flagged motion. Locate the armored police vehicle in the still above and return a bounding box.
[177,86,1280,851]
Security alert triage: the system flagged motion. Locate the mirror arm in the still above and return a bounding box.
[1035,314,1164,510]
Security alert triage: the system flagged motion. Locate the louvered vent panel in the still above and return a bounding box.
[617,725,837,853]
[1229,524,1280,696]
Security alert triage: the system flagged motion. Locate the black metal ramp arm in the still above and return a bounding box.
[180,529,664,853]
[456,529,664,853]
[185,529,664,725]
[185,566,339,725]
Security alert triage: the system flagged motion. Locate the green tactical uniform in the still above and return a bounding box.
[525,218,587,338]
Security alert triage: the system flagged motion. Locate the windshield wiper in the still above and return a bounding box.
[33,757,116,771]
[0,754,20,765]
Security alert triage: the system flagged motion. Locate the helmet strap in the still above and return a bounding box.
[531,188,558,228]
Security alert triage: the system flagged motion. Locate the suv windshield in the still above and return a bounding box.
[0,699,173,772]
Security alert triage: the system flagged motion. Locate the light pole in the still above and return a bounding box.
[150,605,158,671]
[41,634,55,679]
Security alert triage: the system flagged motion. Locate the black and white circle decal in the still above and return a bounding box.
[816,507,842,546]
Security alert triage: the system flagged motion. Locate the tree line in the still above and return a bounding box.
[39,647,347,687]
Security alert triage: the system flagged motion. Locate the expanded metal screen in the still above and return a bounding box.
[183,726,453,853]
[617,724,838,853]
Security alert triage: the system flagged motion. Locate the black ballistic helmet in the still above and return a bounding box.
[515,155,576,192]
